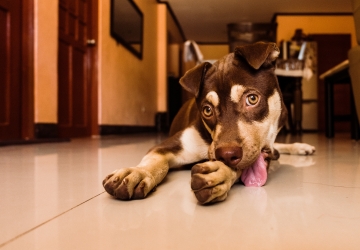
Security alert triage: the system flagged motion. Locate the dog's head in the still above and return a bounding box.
[180,42,287,186]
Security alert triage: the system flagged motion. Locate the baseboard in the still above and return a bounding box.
[100,113,169,135]
[0,123,67,147]
[34,115,169,138]
[99,125,157,135]
[34,123,59,139]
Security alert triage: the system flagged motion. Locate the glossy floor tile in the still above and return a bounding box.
[0,133,359,249]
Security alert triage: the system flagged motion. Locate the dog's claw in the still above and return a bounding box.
[191,174,208,191]
[194,188,213,204]
[191,164,212,175]
[114,184,130,200]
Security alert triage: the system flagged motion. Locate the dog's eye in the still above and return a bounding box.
[246,94,259,106]
[202,106,213,117]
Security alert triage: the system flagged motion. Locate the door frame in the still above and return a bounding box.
[21,0,35,140]
[88,0,99,136]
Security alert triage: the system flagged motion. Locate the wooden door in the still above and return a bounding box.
[0,0,21,140]
[311,34,351,132]
[58,0,96,138]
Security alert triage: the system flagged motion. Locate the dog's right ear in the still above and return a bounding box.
[235,42,280,70]
[179,62,212,97]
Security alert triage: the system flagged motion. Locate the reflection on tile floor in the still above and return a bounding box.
[0,133,359,249]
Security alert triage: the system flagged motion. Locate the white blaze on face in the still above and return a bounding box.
[206,91,219,107]
[237,90,282,166]
[230,84,246,103]
[208,124,222,160]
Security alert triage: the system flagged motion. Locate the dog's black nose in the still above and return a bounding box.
[215,146,243,168]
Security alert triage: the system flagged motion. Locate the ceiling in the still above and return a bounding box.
[160,0,353,43]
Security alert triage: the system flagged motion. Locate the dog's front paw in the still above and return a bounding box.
[191,161,237,205]
[290,143,316,155]
[103,167,156,200]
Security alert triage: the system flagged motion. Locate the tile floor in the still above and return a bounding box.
[0,133,359,249]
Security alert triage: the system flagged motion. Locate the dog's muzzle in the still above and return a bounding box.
[215,146,243,169]
[215,146,269,187]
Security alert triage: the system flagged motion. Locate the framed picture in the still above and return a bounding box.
[110,0,143,59]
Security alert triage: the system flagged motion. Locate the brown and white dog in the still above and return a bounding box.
[103,42,315,204]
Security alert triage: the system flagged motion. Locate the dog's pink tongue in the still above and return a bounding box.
[240,153,268,187]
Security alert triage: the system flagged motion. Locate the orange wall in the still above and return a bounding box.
[276,15,356,47]
[99,0,163,126]
[34,0,58,123]
[198,45,229,61]
[157,4,167,113]
[33,0,170,127]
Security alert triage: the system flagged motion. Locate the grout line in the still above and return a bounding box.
[302,182,360,189]
[0,192,106,248]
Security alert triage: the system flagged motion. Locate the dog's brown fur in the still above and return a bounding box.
[103,42,315,204]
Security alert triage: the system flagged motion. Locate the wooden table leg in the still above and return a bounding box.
[325,79,334,138]
[351,88,360,140]
[293,77,303,134]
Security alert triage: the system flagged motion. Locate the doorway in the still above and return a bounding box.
[0,0,21,140]
[0,0,34,141]
[58,0,98,138]
[311,34,351,132]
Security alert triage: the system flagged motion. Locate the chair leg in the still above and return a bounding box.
[285,102,295,134]
[351,90,360,140]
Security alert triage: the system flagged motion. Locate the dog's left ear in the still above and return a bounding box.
[235,42,280,70]
[179,62,212,97]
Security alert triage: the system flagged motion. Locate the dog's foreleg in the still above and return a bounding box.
[274,142,315,155]
[103,127,210,200]
[103,151,174,200]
